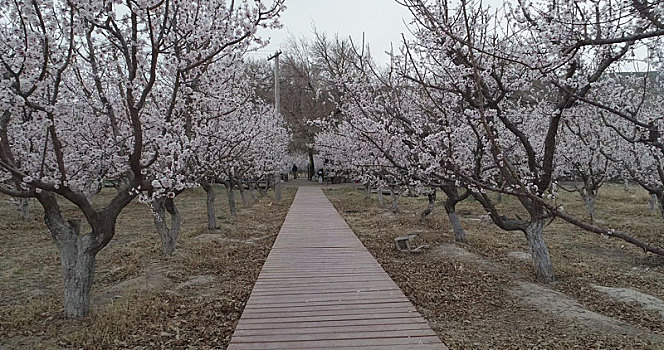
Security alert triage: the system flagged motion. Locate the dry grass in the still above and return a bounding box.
[0,186,294,349]
[324,183,664,349]
[3,181,662,349]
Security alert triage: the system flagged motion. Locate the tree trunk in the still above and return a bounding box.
[250,181,258,203]
[440,183,471,243]
[57,220,96,318]
[225,180,237,217]
[391,188,399,214]
[266,174,273,191]
[238,182,249,208]
[420,190,436,220]
[365,184,371,200]
[201,182,217,230]
[275,176,282,203]
[308,149,315,181]
[580,189,597,224]
[443,199,466,243]
[377,186,385,206]
[524,220,554,282]
[36,186,133,318]
[657,195,664,220]
[649,193,658,212]
[150,197,181,255]
[258,179,267,196]
[19,197,29,220]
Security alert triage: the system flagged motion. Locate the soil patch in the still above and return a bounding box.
[509,281,636,334]
[98,263,173,303]
[592,284,664,317]
[506,251,532,263]
[191,233,276,245]
[433,243,504,274]
[176,275,216,290]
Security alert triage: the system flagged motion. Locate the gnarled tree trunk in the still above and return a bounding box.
[250,180,258,203]
[444,199,466,243]
[579,188,597,224]
[37,192,112,318]
[420,189,436,220]
[258,178,267,196]
[473,191,555,283]
[656,193,664,220]
[201,181,217,230]
[308,149,315,181]
[57,220,96,318]
[524,220,554,282]
[19,197,29,220]
[238,181,249,208]
[151,197,181,255]
[391,188,399,214]
[440,183,469,243]
[224,180,237,217]
[275,176,282,203]
[649,193,659,213]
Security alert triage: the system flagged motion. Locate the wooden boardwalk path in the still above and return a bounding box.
[228,186,447,349]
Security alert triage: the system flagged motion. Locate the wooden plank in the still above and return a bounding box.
[244,292,408,304]
[243,301,414,313]
[231,329,438,342]
[232,322,434,337]
[243,298,411,310]
[228,336,443,349]
[240,306,418,319]
[227,187,447,349]
[233,317,431,331]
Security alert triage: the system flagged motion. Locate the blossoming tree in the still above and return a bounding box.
[0,0,283,317]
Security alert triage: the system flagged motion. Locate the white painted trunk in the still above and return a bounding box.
[365,185,371,200]
[391,190,399,214]
[225,181,237,217]
[377,187,385,206]
[420,191,436,220]
[19,198,29,220]
[447,210,466,243]
[649,194,658,212]
[525,220,554,282]
[239,184,249,208]
[57,221,96,318]
[258,180,267,196]
[151,198,181,255]
[275,178,282,203]
[657,199,664,220]
[580,191,596,224]
[250,182,258,203]
[205,186,217,230]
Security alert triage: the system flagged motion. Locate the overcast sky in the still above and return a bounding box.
[251,0,415,65]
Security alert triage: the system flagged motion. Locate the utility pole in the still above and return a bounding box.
[268,50,283,202]
[268,51,282,114]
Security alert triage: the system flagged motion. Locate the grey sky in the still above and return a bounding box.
[253,0,414,64]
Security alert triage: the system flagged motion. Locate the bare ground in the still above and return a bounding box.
[0,186,294,349]
[324,183,664,349]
